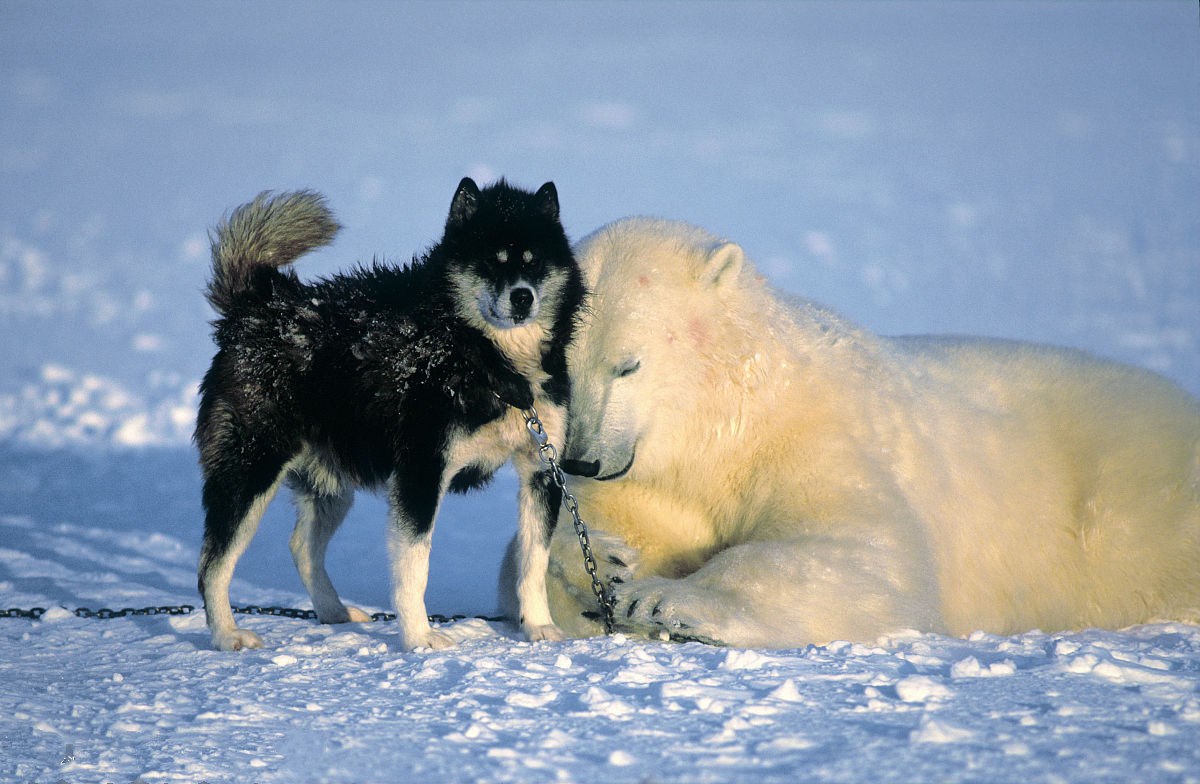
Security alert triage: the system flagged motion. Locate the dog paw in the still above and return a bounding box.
[315,604,372,624]
[345,606,372,623]
[212,627,264,652]
[422,628,459,650]
[525,623,566,643]
[610,577,727,646]
[403,627,458,651]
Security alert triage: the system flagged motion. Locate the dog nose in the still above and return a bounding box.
[560,458,600,478]
[509,287,534,319]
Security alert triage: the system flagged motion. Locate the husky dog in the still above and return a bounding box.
[195,178,584,651]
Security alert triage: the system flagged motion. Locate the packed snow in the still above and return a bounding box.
[2,2,1198,782]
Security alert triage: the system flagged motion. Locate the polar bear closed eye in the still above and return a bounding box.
[560,227,752,485]
[501,216,1200,649]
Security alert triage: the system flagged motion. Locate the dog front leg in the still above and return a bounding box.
[386,469,455,651]
[514,461,566,642]
[386,528,456,650]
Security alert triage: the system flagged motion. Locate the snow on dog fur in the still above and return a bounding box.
[514,217,1200,648]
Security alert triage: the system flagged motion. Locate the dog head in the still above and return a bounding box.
[442,177,576,332]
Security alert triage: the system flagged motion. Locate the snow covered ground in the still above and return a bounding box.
[2,2,1199,782]
[3,454,1200,783]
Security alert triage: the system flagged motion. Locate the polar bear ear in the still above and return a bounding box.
[699,241,745,288]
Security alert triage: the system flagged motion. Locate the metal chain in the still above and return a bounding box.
[523,405,616,634]
[1,605,197,620]
[0,605,500,624]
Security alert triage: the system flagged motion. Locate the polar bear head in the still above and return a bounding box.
[561,217,754,482]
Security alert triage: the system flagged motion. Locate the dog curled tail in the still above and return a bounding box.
[206,190,341,315]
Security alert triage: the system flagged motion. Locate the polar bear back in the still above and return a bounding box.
[886,334,1200,633]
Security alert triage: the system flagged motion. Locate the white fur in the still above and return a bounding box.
[288,481,368,624]
[476,280,540,329]
[537,217,1200,648]
[513,451,566,643]
[387,518,455,650]
[201,475,285,651]
[385,404,566,650]
[449,266,572,375]
[431,301,568,647]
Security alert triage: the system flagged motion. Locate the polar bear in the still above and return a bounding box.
[503,217,1200,648]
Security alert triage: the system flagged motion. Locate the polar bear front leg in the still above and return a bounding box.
[611,535,943,648]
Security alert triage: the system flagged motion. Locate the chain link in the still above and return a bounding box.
[1,607,48,619]
[523,406,616,635]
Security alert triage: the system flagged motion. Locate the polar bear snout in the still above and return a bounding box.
[562,379,641,481]
[560,458,600,478]
[562,448,636,482]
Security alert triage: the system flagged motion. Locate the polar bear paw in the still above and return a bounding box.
[575,532,641,625]
[589,530,640,585]
[550,528,642,628]
[609,576,728,646]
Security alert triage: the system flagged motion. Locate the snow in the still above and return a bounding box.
[5,491,1200,783]
[6,485,1200,784]
[2,1,1199,781]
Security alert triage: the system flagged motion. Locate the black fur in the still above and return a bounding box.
[529,469,564,544]
[194,178,584,649]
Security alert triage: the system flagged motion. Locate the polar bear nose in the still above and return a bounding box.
[560,458,600,478]
[509,287,534,321]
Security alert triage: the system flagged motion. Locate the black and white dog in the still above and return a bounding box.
[195,178,584,651]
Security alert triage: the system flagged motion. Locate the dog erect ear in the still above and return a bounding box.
[533,182,559,221]
[699,241,745,288]
[448,177,480,228]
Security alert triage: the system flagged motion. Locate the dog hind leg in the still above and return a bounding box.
[199,461,289,651]
[288,468,370,624]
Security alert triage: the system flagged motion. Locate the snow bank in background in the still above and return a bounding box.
[0,364,196,448]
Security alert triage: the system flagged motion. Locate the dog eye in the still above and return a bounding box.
[521,250,534,265]
[613,358,641,378]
